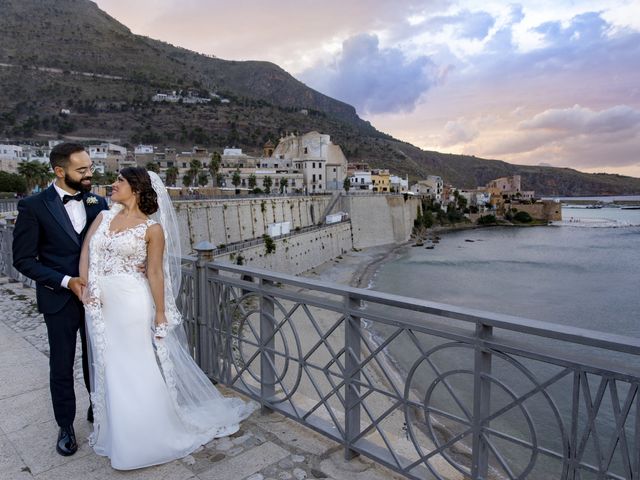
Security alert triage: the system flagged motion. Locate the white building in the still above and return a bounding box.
[350,171,373,190]
[0,145,24,173]
[411,175,444,201]
[134,144,154,155]
[221,148,257,168]
[89,143,127,173]
[390,174,409,192]
[459,189,491,207]
[272,131,348,193]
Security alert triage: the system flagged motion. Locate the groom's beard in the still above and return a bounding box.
[64,174,92,193]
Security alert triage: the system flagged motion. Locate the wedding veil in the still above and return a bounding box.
[148,171,182,319]
[147,171,255,432]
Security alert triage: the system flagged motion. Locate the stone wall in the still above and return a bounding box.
[513,201,562,221]
[215,222,353,275]
[174,195,333,252]
[172,194,420,274]
[339,194,420,248]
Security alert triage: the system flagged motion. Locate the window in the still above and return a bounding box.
[333,168,336,172]
[304,147,308,154]
[312,162,316,169]
[312,174,316,182]
[319,174,322,180]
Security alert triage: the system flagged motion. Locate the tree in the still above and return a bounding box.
[209,152,221,187]
[513,211,533,223]
[263,175,273,194]
[456,195,468,210]
[248,174,257,189]
[198,172,209,187]
[17,160,51,192]
[188,159,202,181]
[182,173,193,188]
[165,167,179,186]
[231,169,241,189]
[343,177,351,193]
[279,177,288,194]
[145,161,160,173]
[0,171,26,193]
[477,214,497,225]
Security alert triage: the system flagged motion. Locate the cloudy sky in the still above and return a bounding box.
[95,0,640,177]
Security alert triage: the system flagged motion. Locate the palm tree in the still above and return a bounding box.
[198,172,209,187]
[182,173,193,188]
[279,177,288,194]
[209,152,221,187]
[18,160,51,192]
[165,167,179,187]
[188,159,202,181]
[145,162,160,173]
[263,175,273,194]
[232,169,241,190]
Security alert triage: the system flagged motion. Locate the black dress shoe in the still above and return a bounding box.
[56,426,77,456]
[87,405,93,424]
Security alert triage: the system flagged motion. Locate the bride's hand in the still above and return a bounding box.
[154,312,168,338]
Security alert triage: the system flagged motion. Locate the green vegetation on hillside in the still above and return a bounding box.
[1,0,639,195]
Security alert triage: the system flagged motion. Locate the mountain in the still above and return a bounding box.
[1,0,639,195]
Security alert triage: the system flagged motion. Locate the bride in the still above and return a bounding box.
[79,167,254,470]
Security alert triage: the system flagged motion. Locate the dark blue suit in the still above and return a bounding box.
[13,184,108,427]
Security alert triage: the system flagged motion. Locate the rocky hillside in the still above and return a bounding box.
[1,0,639,195]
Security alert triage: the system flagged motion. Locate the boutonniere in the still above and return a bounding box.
[85,196,99,206]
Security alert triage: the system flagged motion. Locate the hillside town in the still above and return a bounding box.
[0,131,560,223]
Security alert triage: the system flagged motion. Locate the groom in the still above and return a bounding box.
[13,143,108,456]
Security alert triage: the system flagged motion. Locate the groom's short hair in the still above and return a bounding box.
[50,143,86,169]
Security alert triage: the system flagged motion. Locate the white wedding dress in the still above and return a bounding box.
[84,208,254,470]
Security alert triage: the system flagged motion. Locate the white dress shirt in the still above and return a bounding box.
[53,183,87,289]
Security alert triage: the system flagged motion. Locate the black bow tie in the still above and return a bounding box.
[62,193,83,204]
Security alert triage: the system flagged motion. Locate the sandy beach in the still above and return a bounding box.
[300,242,407,289]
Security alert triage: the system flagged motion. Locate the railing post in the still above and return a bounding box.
[260,277,276,414]
[208,262,222,383]
[194,241,215,374]
[472,322,493,479]
[344,293,361,460]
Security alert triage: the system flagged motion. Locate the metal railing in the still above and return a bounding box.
[182,245,640,480]
[1,225,638,479]
[0,199,18,213]
[0,224,34,286]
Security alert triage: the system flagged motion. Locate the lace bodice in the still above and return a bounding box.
[89,210,155,278]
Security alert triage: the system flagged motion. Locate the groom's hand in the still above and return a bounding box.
[68,277,86,299]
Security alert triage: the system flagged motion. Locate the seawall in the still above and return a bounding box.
[215,222,353,275]
[339,194,420,249]
[174,195,333,252]
[172,193,420,274]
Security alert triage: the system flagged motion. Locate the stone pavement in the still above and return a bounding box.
[0,278,404,480]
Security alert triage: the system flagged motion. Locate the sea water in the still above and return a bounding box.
[367,205,640,478]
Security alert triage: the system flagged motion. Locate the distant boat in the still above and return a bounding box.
[585,204,603,209]
[620,205,640,210]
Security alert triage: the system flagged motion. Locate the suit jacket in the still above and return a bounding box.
[12,184,109,314]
